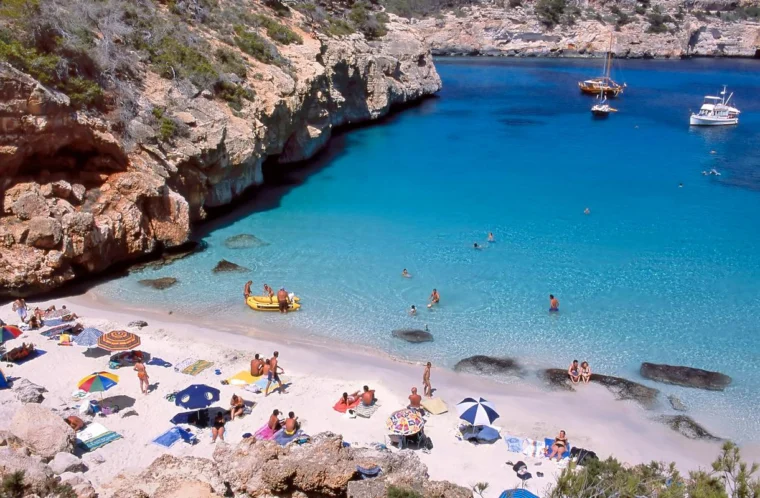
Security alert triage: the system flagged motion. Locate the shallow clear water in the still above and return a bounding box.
[96,57,760,441]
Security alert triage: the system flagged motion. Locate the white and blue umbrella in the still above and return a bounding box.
[456,397,499,426]
[73,328,104,348]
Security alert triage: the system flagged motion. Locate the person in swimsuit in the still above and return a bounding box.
[473,242,481,249]
[423,362,432,397]
[408,387,422,409]
[488,232,494,242]
[244,281,252,300]
[268,409,281,431]
[277,288,289,314]
[134,359,149,395]
[211,412,226,443]
[546,430,568,461]
[230,394,245,420]
[265,351,286,396]
[262,359,271,377]
[12,299,27,323]
[339,391,360,407]
[361,385,375,406]
[284,411,299,435]
[568,360,580,384]
[250,354,263,376]
[580,361,591,384]
[402,269,411,278]
[429,289,440,306]
[409,305,417,316]
[549,294,559,312]
[263,284,274,303]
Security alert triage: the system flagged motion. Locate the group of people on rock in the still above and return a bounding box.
[567,359,591,384]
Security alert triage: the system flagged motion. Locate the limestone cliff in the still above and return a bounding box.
[0,4,441,296]
[413,0,760,58]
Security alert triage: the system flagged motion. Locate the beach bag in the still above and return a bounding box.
[576,449,598,466]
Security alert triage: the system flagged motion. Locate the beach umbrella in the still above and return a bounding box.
[386,409,425,436]
[0,325,22,343]
[174,384,220,409]
[73,328,104,348]
[499,491,539,498]
[456,397,499,426]
[78,371,119,397]
[97,330,141,352]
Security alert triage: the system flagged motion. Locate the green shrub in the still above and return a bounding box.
[386,486,423,498]
[324,17,355,36]
[349,2,388,39]
[535,0,567,28]
[1,471,28,498]
[215,47,247,77]
[234,25,282,65]
[253,14,303,45]
[158,117,177,142]
[214,80,255,111]
[635,4,646,15]
[264,0,291,17]
[646,12,671,33]
[148,35,218,88]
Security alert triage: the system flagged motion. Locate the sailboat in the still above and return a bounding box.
[591,95,617,118]
[578,33,625,98]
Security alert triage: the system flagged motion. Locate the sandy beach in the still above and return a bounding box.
[0,292,749,497]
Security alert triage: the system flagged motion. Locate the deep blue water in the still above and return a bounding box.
[97,58,760,441]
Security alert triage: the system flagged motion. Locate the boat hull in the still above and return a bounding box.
[689,115,738,126]
[246,295,301,312]
[579,84,623,98]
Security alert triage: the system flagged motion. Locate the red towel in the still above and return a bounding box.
[333,397,361,413]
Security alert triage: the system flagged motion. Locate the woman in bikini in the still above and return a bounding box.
[211,412,226,443]
[580,361,591,384]
[546,430,568,461]
[134,359,149,395]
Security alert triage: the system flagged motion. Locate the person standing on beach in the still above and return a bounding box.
[265,351,286,396]
[12,299,27,324]
[549,294,559,312]
[423,362,432,397]
[134,359,149,395]
[277,288,289,314]
[244,281,252,300]
[250,354,263,377]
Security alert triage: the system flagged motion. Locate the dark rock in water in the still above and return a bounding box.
[658,415,721,441]
[131,240,206,272]
[212,259,250,273]
[391,329,433,343]
[138,277,178,290]
[640,362,732,391]
[541,369,660,408]
[455,355,521,376]
[128,320,149,329]
[224,234,270,249]
[668,394,688,412]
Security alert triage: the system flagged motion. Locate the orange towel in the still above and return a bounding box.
[333,397,361,413]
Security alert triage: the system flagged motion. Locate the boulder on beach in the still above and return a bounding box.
[128,320,149,329]
[668,394,688,412]
[138,277,178,290]
[657,415,721,441]
[392,329,434,343]
[12,378,46,403]
[454,355,521,376]
[224,234,270,249]
[541,369,660,409]
[10,404,75,459]
[640,362,732,391]
[49,452,87,475]
[212,259,250,273]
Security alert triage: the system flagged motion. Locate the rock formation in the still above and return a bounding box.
[541,369,660,409]
[392,328,434,343]
[224,233,270,249]
[414,0,759,58]
[12,378,47,403]
[0,6,441,296]
[9,404,76,459]
[640,362,732,390]
[138,277,178,290]
[212,259,250,273]
[657,415,721,441]
[668,394,688,412]
[454,355,522,376]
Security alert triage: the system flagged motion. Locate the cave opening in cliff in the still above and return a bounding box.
[11,146,126,189]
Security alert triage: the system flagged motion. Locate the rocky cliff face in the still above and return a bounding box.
[414,0,760,58]
[0,11,441,296]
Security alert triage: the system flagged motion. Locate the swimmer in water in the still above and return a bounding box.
[402,269,411,278]
[679,183,683,188]
[473,242,481,249]
[488,232,494,242]
[409,305,417,316]
[584,208,590,215]
[429,289,440,306]
[549,294,559,312]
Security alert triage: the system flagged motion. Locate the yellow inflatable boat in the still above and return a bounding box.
[246,295,301,312]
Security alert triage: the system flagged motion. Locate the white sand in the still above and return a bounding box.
[0,293,746,497]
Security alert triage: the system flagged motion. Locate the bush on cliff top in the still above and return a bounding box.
[253,14,303,45]
[535,0,567,28]
[234,25,283,66]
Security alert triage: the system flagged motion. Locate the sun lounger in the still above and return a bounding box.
[420,397,447,415]
[76,422,122,452]
[354,401,381,418]
[273,428,305,447]
[253,424,277,441]
[226,370,261,386]
[152,426,197,448]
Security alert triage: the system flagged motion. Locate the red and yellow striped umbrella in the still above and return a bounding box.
[78,372,119,394]
[97,330,141,352]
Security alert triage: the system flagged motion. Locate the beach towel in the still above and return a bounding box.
[544,437,571,459]
[503,434,524,453]
[152,427,197,448]
[174,358,194,372]
[147,357,172,368]
[244,384,262,395]
[39,322,76,338]
[273,428,304,447]
[354,401,381,419]
[226,370,261,386]
[333,397,361,414]
[253,423,277,441]
[522,438,546,458]
[253,376,291,395]
[76,423,122,452]
[182,360,214,376]
[356,465,382,480]
[420,397,448,415]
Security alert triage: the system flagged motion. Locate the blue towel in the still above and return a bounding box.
[499,490,539,498]
[273,428,303,447]
[153,427,196,447]
[148,357,172,368]
[544,437,571,459]
[504,435,523,453]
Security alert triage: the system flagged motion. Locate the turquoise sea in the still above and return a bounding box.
[96,57,760,441]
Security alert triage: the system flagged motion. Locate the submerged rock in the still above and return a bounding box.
[224,233,270,249]
[128,320,149,329]
[658,415,721,441]
[541,369,660,408]
[668,394,688,412]
[640,362,732,391]
[212,259,250,273]
[454,355,521,376]
[392,329,433,343]
[138,277,178,290]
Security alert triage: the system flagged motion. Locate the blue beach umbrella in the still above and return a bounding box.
[456,397,500,426]
[499,490,539,498]
[73,328,104,348]
[174,384,220,409]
